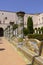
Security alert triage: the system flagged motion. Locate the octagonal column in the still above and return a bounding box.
[16,11,25,38]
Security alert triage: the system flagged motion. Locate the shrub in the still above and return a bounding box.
[28,34,43,41]
[41,27,43,34]
[18,38,23,42]
[23,27,28,36]
[13,24,18,30]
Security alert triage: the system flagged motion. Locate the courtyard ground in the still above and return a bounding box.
[0,37,26,65]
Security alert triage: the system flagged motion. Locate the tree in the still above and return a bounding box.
[27,16,34,34]
[41,27,43,34]
[13,24,18,30]
[23,27,28,36]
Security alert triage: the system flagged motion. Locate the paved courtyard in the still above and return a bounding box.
[0,37,26,65]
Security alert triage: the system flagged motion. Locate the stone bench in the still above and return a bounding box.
[23,39,42,55]
[18,46,38,64]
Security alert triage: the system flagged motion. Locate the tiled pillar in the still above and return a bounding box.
[16,11,25,38]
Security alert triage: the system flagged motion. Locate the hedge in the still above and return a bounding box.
[28,34,43,41]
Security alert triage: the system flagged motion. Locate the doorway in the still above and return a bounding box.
[0,28,4,37]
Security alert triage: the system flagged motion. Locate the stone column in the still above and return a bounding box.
[16,11,25,38]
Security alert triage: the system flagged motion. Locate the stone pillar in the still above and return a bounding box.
[38,31,39,34]
[41,31,42,34]
[16,11,25,38]
[35,30,36,33]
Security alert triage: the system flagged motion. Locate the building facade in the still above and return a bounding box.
[0,10,43,30]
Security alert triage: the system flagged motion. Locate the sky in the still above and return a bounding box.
[0,0,43,14]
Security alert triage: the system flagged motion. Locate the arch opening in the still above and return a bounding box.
[0,27,4,37]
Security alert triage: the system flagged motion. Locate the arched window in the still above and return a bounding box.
[0,28,4,37]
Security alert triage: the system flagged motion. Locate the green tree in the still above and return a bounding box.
[13,24,18,30]
[27,16,34,34]
[41,27,43,34]
[23,27,28,36]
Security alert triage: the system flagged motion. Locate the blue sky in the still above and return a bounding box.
[0,0,43,13]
